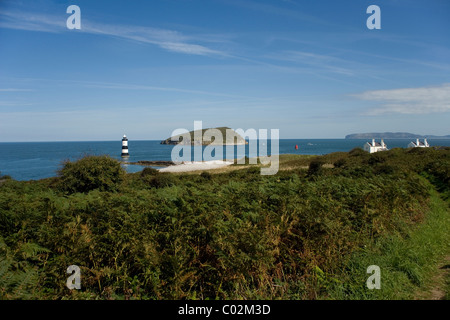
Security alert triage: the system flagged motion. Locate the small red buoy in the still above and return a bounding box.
[295,144,298,150]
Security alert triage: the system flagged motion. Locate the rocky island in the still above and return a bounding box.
[160,127,248,145]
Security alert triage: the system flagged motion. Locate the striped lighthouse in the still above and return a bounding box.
[121,135,129,157]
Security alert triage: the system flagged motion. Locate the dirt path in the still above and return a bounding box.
[415,255,450,300]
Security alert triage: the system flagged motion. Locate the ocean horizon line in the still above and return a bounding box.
[0,138,347,143]
[3,137,449,144]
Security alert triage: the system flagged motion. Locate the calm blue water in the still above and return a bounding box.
[0,139,449,181]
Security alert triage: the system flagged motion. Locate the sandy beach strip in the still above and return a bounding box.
[158,160,234,173]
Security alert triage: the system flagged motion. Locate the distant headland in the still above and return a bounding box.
[345,132,450,139]
[160,127,248,145]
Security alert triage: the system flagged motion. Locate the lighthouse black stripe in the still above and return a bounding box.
[121,135,129,157]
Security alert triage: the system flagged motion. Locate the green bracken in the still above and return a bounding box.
[0,147,448,299]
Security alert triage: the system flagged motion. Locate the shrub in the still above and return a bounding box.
[368,152,387,165]
[140,167,160,177]
[200,171,212,180]
[333,158,347,168]
[407,147,428,155]
[0,172,12,180]
[228,170,239,178]
[374,163,395,175]
[58,155,125,193]
[149,174,176,188]
[349,147,366,157]
[246,166,260,174]
[423,159,450,198]
[341,165,372,178]
[308,158,324,176]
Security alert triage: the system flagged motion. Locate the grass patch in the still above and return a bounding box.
[325,188,450,299]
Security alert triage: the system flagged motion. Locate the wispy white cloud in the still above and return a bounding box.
[268,51,357,76]
[221,0,330,27]
[0,88,34,92]
[0,101,34,107]
[84,81,249,98]
[336,47,450,73]
[0,10,224,56]
[352,83,450,115]
[82,22,224,56]
[0,77,256,100]
[0,10,64,32]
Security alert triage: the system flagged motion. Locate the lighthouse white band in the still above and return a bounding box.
[121,135,129,157]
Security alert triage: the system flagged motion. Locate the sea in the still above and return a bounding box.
[1,139,449,181]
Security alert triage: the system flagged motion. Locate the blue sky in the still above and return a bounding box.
[0,0,449,141]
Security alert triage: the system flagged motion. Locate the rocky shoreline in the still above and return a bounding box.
[124,160,175,167]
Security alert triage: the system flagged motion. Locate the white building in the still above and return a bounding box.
[408,138,429,148]
[363,139,388,153]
